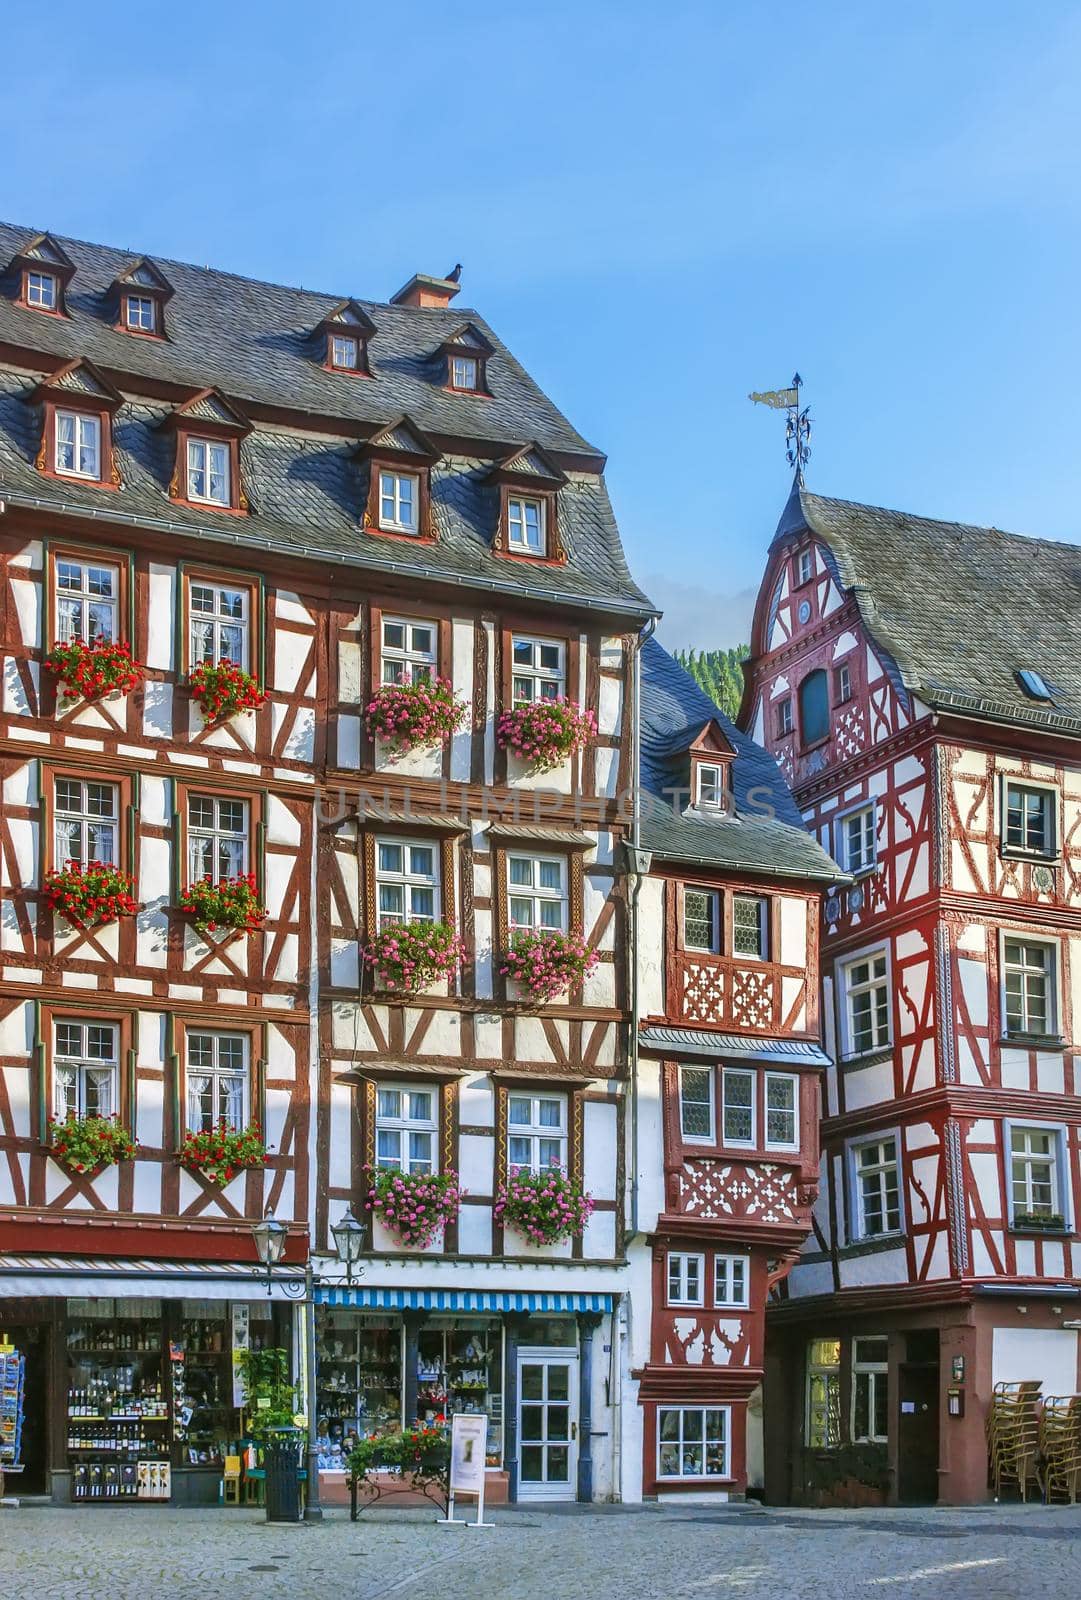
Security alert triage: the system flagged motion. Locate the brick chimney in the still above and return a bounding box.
[389,271,461,310]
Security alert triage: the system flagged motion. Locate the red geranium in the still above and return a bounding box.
[189,659,266,723]
[45,639,143,705]
[43,861,139,927]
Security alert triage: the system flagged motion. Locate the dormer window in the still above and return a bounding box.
[439,325,493,395]
[358,417,439,542]
[8,232,76,316]
[162,388,250,515]
[451,355,478,391]
[125,294,157,333]
[508,495,545,554]
[489,444,567,564]
[56,412,101,479]
[27,359,122,491]
[317,300,375,376]
[330,334,360,371]
[112,257,173,338]
[379,470,419,534]
[187,438,231,506]
[696,763,726,808]
[27,270,58,311]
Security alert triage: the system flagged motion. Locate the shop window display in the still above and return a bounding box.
[66,1300,170,1501]
[315,1311,402,1468]
[416,1319,504,1465]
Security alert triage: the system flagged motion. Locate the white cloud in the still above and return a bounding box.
[643,573,756,654]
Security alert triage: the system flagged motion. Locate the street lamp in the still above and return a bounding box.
[330,1208,366,1285]
[252,1209,289,1294]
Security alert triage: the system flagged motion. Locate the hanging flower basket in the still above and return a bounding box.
[178,872,266,935]
[363,920,467,994]
[180,1122,266,1186]
[45,639,143,705]
[500,929,598,1002]
[43,861,139,928]
[495,1166,594,1245]
[47,1112,137,1175]
[365,677,466,758]
[497,699,596,773]
[188,659,267,724]
[363,1165,461,1249]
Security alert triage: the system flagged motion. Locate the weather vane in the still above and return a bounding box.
[749,373,811,485]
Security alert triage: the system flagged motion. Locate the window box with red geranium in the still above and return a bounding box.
[495,1166,594,1245]
[363,920,466,995]
[47,1111,137,1175]
[44,861,139,928]
[189,659,267,724]
[180,1122,266,1186]
[500,929,598,1002]
[178,873,265,936]
[497,699,595,773]
[45,639,144,706]
[364,677,466,759]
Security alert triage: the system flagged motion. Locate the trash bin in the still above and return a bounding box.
[264,1428,303,1523]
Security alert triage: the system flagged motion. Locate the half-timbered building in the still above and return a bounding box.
[742,481,1081,1505]
[622,640,840,1499]
[0,222,654,1504]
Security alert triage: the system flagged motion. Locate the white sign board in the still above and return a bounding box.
[440,1413,493,1529]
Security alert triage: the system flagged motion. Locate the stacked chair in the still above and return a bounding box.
[986,1379,1042,1501]
[1038,1396,1081,1506]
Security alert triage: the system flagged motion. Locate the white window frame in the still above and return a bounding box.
[837,943,891,1059]
[54,557,119,647]
[777,697,793,737]
[507,852,567,933]
[54,777,120,869]
[27,270,58,309]
[186,437,231,506]
[848,1131,903,1240]
[835,801,877,876]
[695,762,725,809]
[1004,1118,1071,1228]
[836,661,852,703]
[375,1083,439,1175]
[185,1029,249,1134]
[506,1091,567,1175]
[374,836,440,928]
[1000,932,1059,1040]
[666,1252,704,1307]
[678,1064,715,1144]
[656,1405,731,1481]
[732,894,768,960]
[187,794,249,884]
[683,886,720,954]
[125,294,156,332]
[53,1019,119,1120]
[451,354,479,390]
[1000,777,1059,861]
[713,1254,749,1309]
[510,635,565,703]
[378,469,419,534]
[851,1337,889,1444]
[805,1338,842,1448]
[379,615,437,685]
[763,1071,799,1151]
[331,333,359,370]
[797,548,813,585]
[720,1066,756,1148]
[55,410,101,480]
[188,579,250,671]
[507,495,546,555]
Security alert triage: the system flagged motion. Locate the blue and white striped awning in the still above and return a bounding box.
[314,1286,613,1312]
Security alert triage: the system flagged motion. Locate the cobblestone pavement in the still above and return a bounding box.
[4,1501,1081,1600]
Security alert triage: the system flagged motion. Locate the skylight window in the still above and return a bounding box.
[1017,669,1055,703]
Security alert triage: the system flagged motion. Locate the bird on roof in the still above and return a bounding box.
[446,264,462,283]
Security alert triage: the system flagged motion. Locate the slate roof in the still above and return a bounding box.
[777,482,1081,735]
[638,638,842,882]
[0,222,655,617]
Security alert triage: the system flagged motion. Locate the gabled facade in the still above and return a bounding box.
[742,481,1081,1505]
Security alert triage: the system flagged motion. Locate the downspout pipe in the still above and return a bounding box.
[627,614,657,1241]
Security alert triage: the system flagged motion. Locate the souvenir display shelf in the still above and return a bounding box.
[315,1311,402,1469]
[173,1310,233,1470]
[417,1318,504,1465]
[1,1346,25,1493]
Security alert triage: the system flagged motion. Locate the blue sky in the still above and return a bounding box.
[5,1,1081,649]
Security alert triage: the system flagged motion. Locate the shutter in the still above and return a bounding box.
[255,574,267,685]
[32,999,46,1138]
[174,559,187,678]
[165,1012,180,1146]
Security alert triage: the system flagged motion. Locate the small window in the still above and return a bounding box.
[508,496,546,555]
[54,558,118,645]
[776,698,793,738]
[797,548,813,585]
[1017,669,1054,702]
[27,270,58,310]
[721,1067,755,1145]
[381,617,436,685]
[510,636,565,702]
[840,949,890,1056]
[835,662,852,704]
[799,669,830,746]
[695,763,725,808]
[852,1337,889,1443]
[1003,937,1057,1038]
[1009,1125,1064,1223]
[378,470,419,534]
[55,778,119,869]
[764,1072,798,1149]
[507,1092,566,1174]
[732,895,768,959]
[1003,782,1056,858]
[852,1136,901,1237]
[507,853,567,932]
[125,294,156,332]
[186,1030,248,1133]
[806,1338,841,1447]
[666,1252,704,1307]
[838,805,877,875]
[451,355,478,391]
[679,1065,714,1142]
[657,1407,730,1480]
[376,838,439,927]
[187,438,231,506]
[190,581,249,670]
[713,1254,749,1308]
[55,411,101,480]
[330,334,360,371]
[376,1085,438,1174]
[53,1019,118,1120]
[188,794,248,883]
[684,887,720,953]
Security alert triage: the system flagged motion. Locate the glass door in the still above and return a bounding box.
[517,1351,578,1500]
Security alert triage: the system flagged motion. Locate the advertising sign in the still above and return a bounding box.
[440,1412,493,1529]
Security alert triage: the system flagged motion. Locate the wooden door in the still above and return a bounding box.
[897,1363,939,1503]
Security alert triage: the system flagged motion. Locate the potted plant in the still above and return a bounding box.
[47,1112,137,1174]
[180,1121,266,1186]
[363,1165,461,1249]
[45,638,144,706]
[236,1346,299,1441]
[346,1424,450,1517]
[500,928,598,1001]
[496,698,596,773]
[1012,1211,1066,1231]
[43,861,139,928]
[495,1166,594,1245]
[363,920,466,994]
[178,872,266,935]
[188,659,267,724]
[364,676,466,758]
